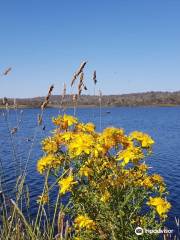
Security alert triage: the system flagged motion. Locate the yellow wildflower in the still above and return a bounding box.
[63,114,78,126]
[117,146,144,166]
[58,175,77,194]
[100,127,124,149]
[147,197,171,217]
[37,154,61,174]
[93,143,107,158]
[75,122,95,133]
[138,163,149,172]
[52,114,78,129]
[142,177,154,188]
[61,132,75,141]
[42,137,59,153]
[79,166,93,177]
[130,131,154,148]
[100,190,111,203]
[141,174,164,189]
[85,122,96,132]
[68,133,94,157]
[151,174,164,184]
[74,215,96,230]
[53,133,64,145]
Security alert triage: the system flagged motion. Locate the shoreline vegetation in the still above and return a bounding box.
[1,91,180,108]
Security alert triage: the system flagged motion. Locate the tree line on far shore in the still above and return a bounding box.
[1,91,180,108]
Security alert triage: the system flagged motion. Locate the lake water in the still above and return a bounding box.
[0,107,180,235]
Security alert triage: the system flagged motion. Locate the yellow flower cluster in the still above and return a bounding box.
[68,133,94,158]
[36,114,171,236]
[75,122,95,133]
[58,175,77,194]
[130,131,154,148]
[52,114,78,129]
[42,137,59,153]
[117,146,144,166]
[37,154,62,174]
[147,197,171,217]
[141,174,165,190]
[119,166,165,192]
[74,215,96,230]
[99,127,125,150]
[38,115,155,166]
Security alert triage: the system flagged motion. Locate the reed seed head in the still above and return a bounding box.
[41,84,54,110]
[70,61,87,87]
[3,67,12,76]
[76,61,87,77]
[93,70,97,84]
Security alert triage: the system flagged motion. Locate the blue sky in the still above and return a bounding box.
[0,0,180,98]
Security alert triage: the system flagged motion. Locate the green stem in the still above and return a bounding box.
[34,170,49,234]
[50,192,61,238]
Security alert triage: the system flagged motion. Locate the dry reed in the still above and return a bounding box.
[38,84,54,125]
[3,67,12,76]
[41,84,54,110]
[70,61,87,87]
[93,70,97,85]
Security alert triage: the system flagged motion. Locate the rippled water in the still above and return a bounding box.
[0,107,180,233]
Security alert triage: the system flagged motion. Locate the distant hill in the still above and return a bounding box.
[1,91,180,108]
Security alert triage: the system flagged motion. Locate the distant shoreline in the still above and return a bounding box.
[1,91,180,108]
[1,104,180,109]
